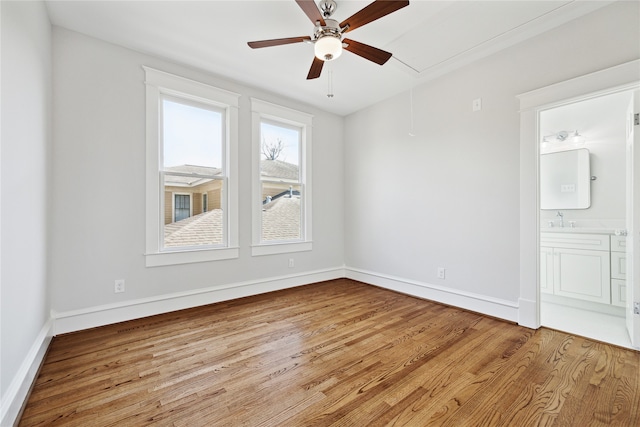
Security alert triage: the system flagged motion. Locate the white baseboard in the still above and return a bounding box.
[52,267,345,335]
[46,265,526,337]
[1,318,53,427]
[345,267,519,323]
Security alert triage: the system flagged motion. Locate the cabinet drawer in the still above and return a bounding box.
[611,235,627,253]
[540,233,610,251]
[611,251,626,280]
[611,279,626,308]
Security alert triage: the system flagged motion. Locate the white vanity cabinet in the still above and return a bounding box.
[610,235,627,307]
[540,233,611,304]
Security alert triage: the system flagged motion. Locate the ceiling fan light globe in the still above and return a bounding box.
[314,36,342,61]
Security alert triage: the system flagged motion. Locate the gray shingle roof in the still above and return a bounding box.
[164,209,223,247]
[163,195,301,248]
[164,161,298,185]
[260,160,299,181]
[262,196,301,241]
[165,165,222,175]
[164,165,222,187]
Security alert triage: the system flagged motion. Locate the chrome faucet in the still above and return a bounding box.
[556,211,564,228]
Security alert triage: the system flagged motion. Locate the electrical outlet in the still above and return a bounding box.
[437,268,446,279]
[288,258,294,268]
[115,279,125,293]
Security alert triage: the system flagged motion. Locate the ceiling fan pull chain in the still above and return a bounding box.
[409,88,415,136]
[327,69,334,98]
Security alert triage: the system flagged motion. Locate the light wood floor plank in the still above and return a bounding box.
[19,279,639,426]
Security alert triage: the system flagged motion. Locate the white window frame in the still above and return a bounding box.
[144,67,239,267]
[251,98,313,256]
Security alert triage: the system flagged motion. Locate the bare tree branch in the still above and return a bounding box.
[261,137,284,160]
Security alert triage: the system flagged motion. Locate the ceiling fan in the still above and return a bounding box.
[247,0,410,80]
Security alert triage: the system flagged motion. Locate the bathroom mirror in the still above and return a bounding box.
[540,148,591,209]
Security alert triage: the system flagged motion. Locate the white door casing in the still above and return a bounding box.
[625,90,640,348]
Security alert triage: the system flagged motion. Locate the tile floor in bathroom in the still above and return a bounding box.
[541,301,632,349]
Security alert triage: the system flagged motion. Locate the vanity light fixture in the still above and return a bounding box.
[541,130,587,146]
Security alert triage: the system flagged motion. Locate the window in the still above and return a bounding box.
[145,67,239,266]
[173,194,191,222]
[251,99,312,256]
[161,96,225,249]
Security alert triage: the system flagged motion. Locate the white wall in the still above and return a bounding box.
[50,28,344,325]
[344,1,640,319]
[0,0,52,423]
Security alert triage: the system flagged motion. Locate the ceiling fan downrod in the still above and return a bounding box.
[319,0,338,18]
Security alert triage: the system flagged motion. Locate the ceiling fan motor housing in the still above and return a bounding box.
[313,18,343,61]
[313,18,342,38]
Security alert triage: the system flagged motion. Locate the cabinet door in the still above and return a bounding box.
[611,279,626,308]
[553,248,611,304]
[540,247,554,294]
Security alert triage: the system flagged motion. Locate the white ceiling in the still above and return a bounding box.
[45,0,614,116]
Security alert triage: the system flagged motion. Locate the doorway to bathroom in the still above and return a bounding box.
[518,60,639,349]
[538,90,635,348]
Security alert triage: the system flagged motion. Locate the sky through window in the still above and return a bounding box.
[163,99,222,169]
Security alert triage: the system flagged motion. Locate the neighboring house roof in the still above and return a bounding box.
[260,160,299,181]
[261,195,301,241]
[165,164,222,175]
[164,160,298,186]
[164,165,221,187]
[164,209,223,247]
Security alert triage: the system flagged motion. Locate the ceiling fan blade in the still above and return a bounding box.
[307,57,324,80]
[340,0,409,34]
[296,0,326,26]
[343,38,393,65]
[248,36,312,49]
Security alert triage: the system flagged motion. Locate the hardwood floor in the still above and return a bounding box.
[19,279,639,426]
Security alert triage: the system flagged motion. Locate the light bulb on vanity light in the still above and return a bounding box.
[571,130,586,145]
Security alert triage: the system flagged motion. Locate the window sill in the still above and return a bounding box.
[251,241,312,256]
[145,247,239,267]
